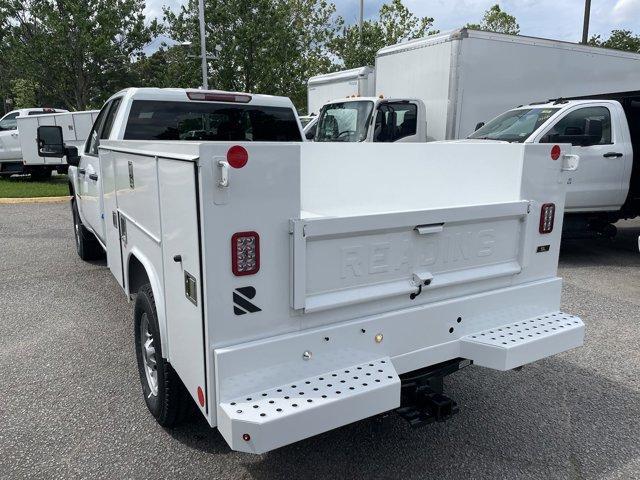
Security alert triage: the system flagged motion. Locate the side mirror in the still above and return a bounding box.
[474,122,485,131]
[305,130,315,141]
[37,126,65,158]
[66,146,80,167]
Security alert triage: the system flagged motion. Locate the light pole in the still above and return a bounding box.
[197,0,208,89]
[581,0,591,45]
[359,0,364,46]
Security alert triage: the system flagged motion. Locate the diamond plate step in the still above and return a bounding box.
[217,357,400,453]
[460,311,584,371]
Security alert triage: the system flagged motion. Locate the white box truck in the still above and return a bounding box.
[307,66,375,115]
[17,110,99,177]
[375,28,640,141]
[37,87,583,454]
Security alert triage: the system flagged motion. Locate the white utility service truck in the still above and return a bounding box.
[38,87,584,454]
[0,107,67,178]
[467,97,640,235]
[16,110,99,177]
[307,66,375,115]
[304,96,426,142]
[375,28,640,141]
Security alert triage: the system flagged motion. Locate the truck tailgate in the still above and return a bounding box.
[292,201,529,312]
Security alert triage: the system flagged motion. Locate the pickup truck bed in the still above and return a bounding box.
[95,139,583,453]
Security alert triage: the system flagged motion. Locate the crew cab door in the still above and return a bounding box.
[79,97,122,243]
[0,112,21,161]
[538,104,630,211]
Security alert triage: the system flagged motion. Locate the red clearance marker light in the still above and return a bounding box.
[197,386,205,407]
[227,145,248,169]
[232,231,260,276]
[551,145,561,160]
[539,203,556,234]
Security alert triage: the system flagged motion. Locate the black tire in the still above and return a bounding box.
[71,199,103,261]
[134,284,187,427]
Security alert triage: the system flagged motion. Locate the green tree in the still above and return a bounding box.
[467,4,520,35]
[164,0,340,110]
[11,78,39,108]
[0,0,158,110]
[588,29,640,53]
[331,0,436,69]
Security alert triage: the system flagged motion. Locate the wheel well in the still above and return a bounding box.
[128,255,150,297]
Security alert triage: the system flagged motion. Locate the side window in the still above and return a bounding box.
[541,106,612,147]
[100,97,122,141]
[373,102,418,142]
[0,112,19,131]
[86,103,111,156]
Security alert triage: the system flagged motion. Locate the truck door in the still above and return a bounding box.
[80,98,122,243]
[0,112,21,161]
[539,105,626,211]
[372,101,420,143]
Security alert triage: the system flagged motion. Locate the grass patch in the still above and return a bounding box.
[0,174,69,198]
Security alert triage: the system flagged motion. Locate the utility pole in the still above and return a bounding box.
[198,0,209,89]
[581,0,591,45]
[359,0,364,46]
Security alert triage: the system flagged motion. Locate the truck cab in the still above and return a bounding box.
[305,97,426,143]
[468,98,640,234]
[0,107,67,177]
[60,88,303,258]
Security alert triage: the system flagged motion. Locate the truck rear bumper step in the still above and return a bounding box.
[217,357,400,453]
[460,311,584,371]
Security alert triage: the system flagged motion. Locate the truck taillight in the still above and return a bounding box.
[539,203,556,234]
[232,231,260,276]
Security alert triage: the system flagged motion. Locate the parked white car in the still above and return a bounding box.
[0,107,68,178]
[37,87,583,454]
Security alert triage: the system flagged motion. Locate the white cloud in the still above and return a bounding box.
[611,0,640,24]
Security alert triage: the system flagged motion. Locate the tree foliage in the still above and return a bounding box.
[0,0,157,110]
[466,4,520,35]
[11,78,39,108]
[164,0,340,110]
[331,0,436,69]
[588,30,640,53]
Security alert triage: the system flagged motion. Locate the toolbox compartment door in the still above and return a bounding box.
[158,159,208,414]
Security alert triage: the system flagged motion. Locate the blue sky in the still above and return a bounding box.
[145,0,640,50]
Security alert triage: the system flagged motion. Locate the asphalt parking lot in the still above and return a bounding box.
[1,202,639,480]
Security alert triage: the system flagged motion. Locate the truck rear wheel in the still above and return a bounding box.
[71,199,103,261]
[134,284,187,427]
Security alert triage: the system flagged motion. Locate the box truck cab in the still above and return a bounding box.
[0,107,68,178]
[305,97,426,143]
[467,98,640,234]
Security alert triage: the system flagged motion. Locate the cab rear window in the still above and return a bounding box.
[124,100,302,141]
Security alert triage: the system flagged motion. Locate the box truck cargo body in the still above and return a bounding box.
[307,66,375,115]
[375,29,640,141]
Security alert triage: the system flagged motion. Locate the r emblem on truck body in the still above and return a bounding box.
[233,287,261,315]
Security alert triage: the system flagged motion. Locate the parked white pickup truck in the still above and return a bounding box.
[0,107,68,178]
[304,96,426,142]
[37,87,583,454]
[468,97,640,236]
